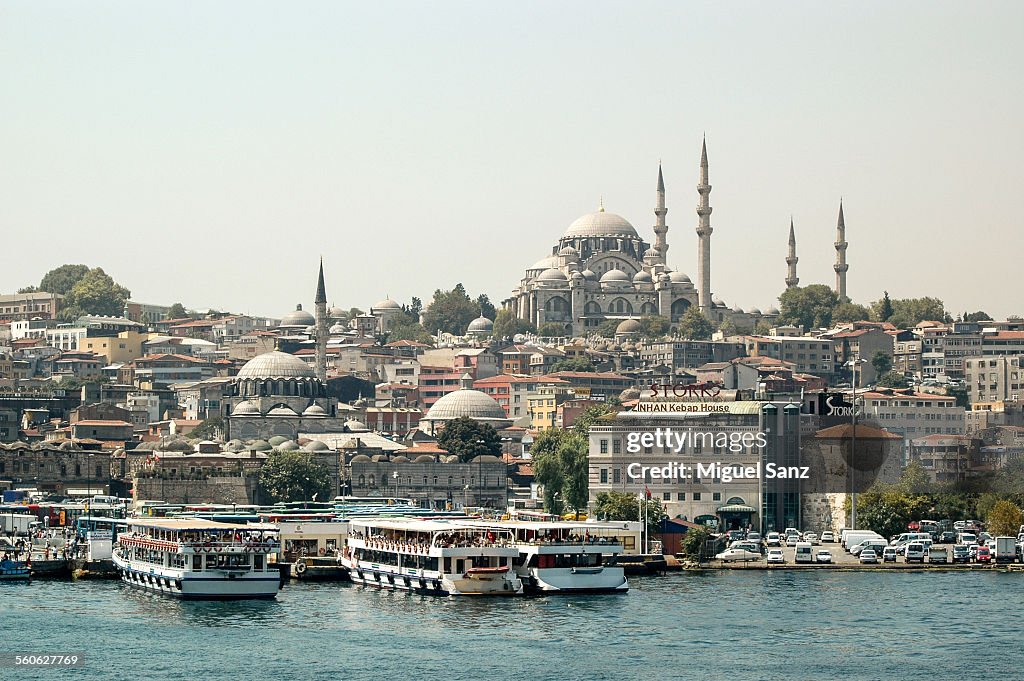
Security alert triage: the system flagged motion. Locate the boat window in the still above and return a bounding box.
[192,555,202,571]
[254,553,264,570]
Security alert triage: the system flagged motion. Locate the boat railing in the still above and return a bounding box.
[354,536,516,553]
[517,538,622,547]
[119,535,277,554]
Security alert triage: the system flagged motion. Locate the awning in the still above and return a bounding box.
[717,504,757,514]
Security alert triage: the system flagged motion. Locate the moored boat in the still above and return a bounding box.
[111,518,281,600]
[0,557,31,581]
[341,518,523,596]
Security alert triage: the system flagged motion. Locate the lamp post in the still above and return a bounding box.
[845,356,867,530]
[392,470,400,502]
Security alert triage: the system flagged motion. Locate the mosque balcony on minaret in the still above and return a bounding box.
[834,263,849,273]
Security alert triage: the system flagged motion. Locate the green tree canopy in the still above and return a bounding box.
[492,309,535,340]
[595,319,621,338]
[533,430,589,517]
[538,321,569,337]
[680,525,713,558]
[421,284,481,336]
[168,302,188,319]
[188,416,224,442]
[40,264,90,295]
[571,403,617,436]
[260,450,333,503]
[834,302,872,323]
[639,315,670,338]
[435,416,502,463]
[778,284,839,330]
[875,291,894,322]
[988,499,1024,537]
[676,307,715,340]
[476,294,496,321]
[878,296,947,329]
[963,311,993,323]
[550,357,595,373]
[61,267,131,319]
[871,351,893,376]
[876,370,909,389]
[593,491,665,535]
[386,320,433,344]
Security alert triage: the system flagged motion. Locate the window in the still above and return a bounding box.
[612,439,622,454]
[600,469,608,483]
[600,439,608,454]
[677,492,685,501]
[612,469,620,484]
[713,492,721,501]
[693,492,702,501]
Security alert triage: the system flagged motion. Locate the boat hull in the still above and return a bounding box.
[113,554,280,600]
[518,566,628,594]
[344,561,521,597]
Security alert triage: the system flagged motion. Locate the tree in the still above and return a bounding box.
[638,315,670,338]
[875,291,894,322]
[550,357,595,373]
[17,285,38,294]
[533,430,589,517]
[386,320,433,344]
[422,284,481,336]
[492,309,535,340]
[596,319,621,338]
[676,307,715,340]
[593,491,665,535]
[259,451,333,503]
[876,371,909,389]
[409,297,423,317]
[39,264,90,295]
[476,294,496,321]
[435,417,502,463]
[718,319,736,336]
[871,351,893,377]
[853,483,931,539]
[570,403,617,436]
[168,302,188,319]
[679,525,712,558]
[881,297,946,330]
[834,302,872,323]
[188,416,224,442]
[898,461,933,495]
[778,284,839,330]
[987,500,1024,537]
[538,322,569,337]
[963,311,993,323]
[61,267,131,319]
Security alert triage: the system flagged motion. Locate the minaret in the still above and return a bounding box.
[652,163,668,263]
[314,258,328,383]
[695,136,713,311]
[833,200,849,302]
[785,218,799,288]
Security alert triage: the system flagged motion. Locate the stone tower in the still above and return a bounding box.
[314,258,328,383]
[833,200,849,302]
[652,163,668,264]
[695,137,713,311]
[785,218,799,288]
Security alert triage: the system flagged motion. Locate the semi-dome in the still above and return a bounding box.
[563,210,639,239]
[232,400,260,416]
[580,269,597,281]
[600,269,630,283]
[268,405,299,417]
[530,255,559,271]
[467,316,494,332]
[537,268,568,282]
[616,319,642,334]
[372,298,401,311]
[302,404,328,417]
[237,351,316,380]
[558,245,579,257]
[668,271,692,283]
[632,271,652,283]
[281,304,316,327]
[425,389,508,422]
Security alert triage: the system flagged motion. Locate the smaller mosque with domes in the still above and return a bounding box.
[503,140,775,336]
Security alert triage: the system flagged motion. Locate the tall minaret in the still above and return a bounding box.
[785,218,799,288]
[314,258,328,383]
[833,200,849,302]
[652,163,668,263]
[695,136,713,311]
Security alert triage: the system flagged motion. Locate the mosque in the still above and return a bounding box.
[502,139,851,336]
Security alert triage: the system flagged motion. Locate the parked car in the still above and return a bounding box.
[859,549,879,564]
[786,535,800,547]
[803,532,819,545]
[940,531,956,544]
[727,530,745,542]
[976,546,993,564]
[746,532,762,543]
[715,548,761,562]
[821,531,835,543]
[766,549,785,565]
[765,532,782,547]
[952,545,971,563]
[815,550,833,564]
[882,546,898,563]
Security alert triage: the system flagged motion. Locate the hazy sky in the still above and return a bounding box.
[2,2,1022,319]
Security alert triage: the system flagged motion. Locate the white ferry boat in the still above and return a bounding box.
[470,521,629,594]
[111,519,281,600]
[341,518,523,596]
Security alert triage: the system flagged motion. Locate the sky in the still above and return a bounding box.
[2,2,1022,320]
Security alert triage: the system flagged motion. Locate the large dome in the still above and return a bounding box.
[600,269,631,283]
[372,298,401,311]
[467,316,494,332]
[425,389,508,422]
[280,304,316,327]
[537,268,568,282]
[563,210,639,239]
[237,351,316,380]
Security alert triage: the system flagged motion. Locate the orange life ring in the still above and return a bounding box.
[318,548,326,556]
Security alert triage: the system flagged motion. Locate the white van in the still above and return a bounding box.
[794,542,814,563]
[904,542,926,563]
[843,531,884,551]
[890,532,931,546]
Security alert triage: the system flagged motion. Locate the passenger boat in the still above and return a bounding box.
[111,519,281,600]
[469,521,629,594]
[0,557,31,581]
[341,518,523,596]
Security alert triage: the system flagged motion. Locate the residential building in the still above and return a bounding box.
[741,335,835,378]
[638,340,745,374]
[857,388,965,458]
[0,292,62,320]
[908,434,977,483]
